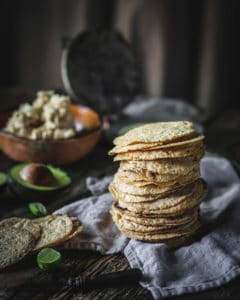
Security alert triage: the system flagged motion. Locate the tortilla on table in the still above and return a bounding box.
[0,217,41,240]
[116,167,200,186]
[111,173,205,196]
[32,215,74,251]
[113,121,196,146]
[112,203,198,226]
[0,227,37,269]
[111,209,198,233]
[111,179,205,210]
[112,211,201,241]
[120,158,200,175]
[113,144,205,161]
[109,135,204,154]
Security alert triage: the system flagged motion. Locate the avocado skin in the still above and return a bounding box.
[9,164,72,202]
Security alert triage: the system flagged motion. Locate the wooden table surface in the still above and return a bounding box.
[1,113,240,300]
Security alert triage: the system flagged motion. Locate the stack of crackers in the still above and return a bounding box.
[109,121,207,247]
[0,215,82,269]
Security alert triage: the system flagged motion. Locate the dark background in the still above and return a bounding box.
[0,0,239,116]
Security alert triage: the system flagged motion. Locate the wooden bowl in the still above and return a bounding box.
[0,104,102,164]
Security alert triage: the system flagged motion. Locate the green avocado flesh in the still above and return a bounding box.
[10,164,71,191]
[0,172,7,186]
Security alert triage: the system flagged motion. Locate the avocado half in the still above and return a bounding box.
[0,171,7,192]
[9,163,72,202]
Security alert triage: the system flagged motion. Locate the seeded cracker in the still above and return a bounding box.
[113,144,205,161]
[0,227,37,269]
[32,215,74,251]
[109,135,204,155]
[113,121,195,146]
[108,121,207,246]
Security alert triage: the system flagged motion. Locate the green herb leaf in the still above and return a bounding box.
[28,202,48,217]
[37,248,62,271]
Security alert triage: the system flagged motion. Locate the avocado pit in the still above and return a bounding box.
[19,163,58,187]
[9,163,72,202]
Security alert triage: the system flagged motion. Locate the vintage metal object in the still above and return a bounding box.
[67,268,142,292]
[61,31,141,116]
[7,269,142,292]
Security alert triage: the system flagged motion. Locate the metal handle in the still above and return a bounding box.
[68,268,142,292]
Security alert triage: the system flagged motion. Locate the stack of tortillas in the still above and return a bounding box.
[109,121,207,247]
[0,215,82,269]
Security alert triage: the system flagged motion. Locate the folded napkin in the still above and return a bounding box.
[55,156,240,299]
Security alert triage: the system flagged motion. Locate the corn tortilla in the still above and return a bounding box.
[114,144,205,161]
[112,211,201,239]
[109,135,204,155]
[111,179,205,209]
[0,227,37,269]
[111,209,198,234]
[116,167,200,185]
[32,215,74,251]
[112,173,204,196]
[120,158,200,175]
[113,121,196,146]
[0,217,41,241]
[112,204,198,226]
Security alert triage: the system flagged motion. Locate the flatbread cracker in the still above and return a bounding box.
[117,180,206,214]
[32,215,73,251]
[115,224,201,247]
[113,201,200,217]
[111,209,198,233]
[109,135,204,155]
[117,191,205,215]
[112,179,205,209]
[113,121,196,146]
[114,144,205,161]
[109,182,166,202]
[112,173,202,196]
[116,167,200,185]
[112,211,201,239]
[109,121,206,245]
[120,158,199,175]
[112,203,198,226]
[0,217,41,240]
[0,227,37,269]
